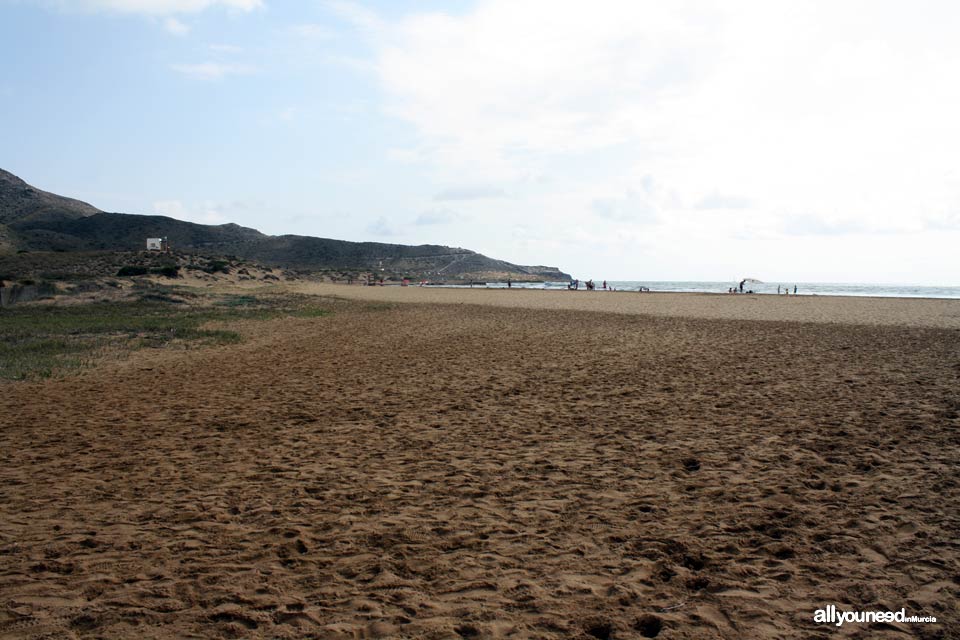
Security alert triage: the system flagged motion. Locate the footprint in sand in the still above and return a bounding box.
[634,614,663,637]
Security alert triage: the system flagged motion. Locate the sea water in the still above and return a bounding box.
[459,281,960,298]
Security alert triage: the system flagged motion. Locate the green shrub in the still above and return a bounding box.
[291,308,331,318]
[204,260,230,274]
[137,292,184,304]
[117,265,149,277]
[217,295,259,307]
[151,265,180,278]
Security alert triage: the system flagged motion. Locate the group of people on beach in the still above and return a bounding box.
[567,279,617,291]
[728,279,798,295]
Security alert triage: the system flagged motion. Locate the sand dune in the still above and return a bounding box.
[1,293,957,638]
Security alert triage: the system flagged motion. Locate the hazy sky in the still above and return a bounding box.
[2,1,959,283]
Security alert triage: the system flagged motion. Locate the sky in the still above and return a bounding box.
[2,0,959,284]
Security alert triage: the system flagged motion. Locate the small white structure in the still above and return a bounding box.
[146,237,165,251]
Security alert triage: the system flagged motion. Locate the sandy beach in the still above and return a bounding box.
[1,288,958,639]
[294,283,960,329]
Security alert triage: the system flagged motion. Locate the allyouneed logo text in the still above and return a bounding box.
[814,605,936,627]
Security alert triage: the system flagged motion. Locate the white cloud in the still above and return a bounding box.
[781,214,870,237]
[366,216,401,237]
[153,200,229,225]
[162,16,189,35]
[65,0,262,15]
[171,62,254,80]
[590,175,674,224]
[289,23,335,39]
[358,1,960,281]
[924,210,960,231]
[325,0,383,35]
[696,193,751,211]
[592,193,658,224]
[376,1,723,180]
[434,185,506,201]
[415,209,460,226]
[34,0,259,34]
[208,43,243,54]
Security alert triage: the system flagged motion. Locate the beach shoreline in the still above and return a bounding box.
[340,283,960,302]
[291,282,960,329]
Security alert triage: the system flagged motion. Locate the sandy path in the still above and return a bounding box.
[292,283,960,329]
[1,300,958,639]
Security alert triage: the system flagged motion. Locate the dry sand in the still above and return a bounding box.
[1,289,958,639]
[293,283,960,329]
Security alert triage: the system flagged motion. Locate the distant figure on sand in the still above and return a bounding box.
[739,279,745,293]
[778,285,781,294]
[507,278,512,289]
[603,280,607,290]
[794,285,798,294]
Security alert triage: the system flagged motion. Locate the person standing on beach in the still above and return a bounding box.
[794,285,797,294]
[777,285,781,294]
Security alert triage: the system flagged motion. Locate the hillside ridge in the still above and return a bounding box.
[0,170,570,281]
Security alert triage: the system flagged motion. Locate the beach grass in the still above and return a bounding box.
[0,289,331,380]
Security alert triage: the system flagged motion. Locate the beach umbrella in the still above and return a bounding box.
[741,278,764,284]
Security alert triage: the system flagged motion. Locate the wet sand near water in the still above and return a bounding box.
[1,294,958,639]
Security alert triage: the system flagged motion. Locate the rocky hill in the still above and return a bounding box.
[0,169,101,225]
[0,170,569,281]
